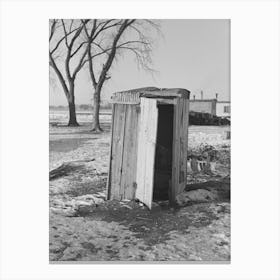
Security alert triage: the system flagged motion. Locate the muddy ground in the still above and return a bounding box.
[49,113,230,262]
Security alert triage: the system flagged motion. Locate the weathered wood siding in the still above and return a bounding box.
[107,104,140,200]
[171,98,189,203]
[107,93,190,208]
[120,105,139,199]
[106,104,115,199]
[135,98,158,209]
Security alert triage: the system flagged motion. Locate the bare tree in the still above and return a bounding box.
[49,19,89,126]
[81,19,161,132]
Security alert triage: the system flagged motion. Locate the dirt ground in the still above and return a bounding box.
[49,112,230,262]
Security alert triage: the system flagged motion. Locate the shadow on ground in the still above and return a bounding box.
[72,176,230,247]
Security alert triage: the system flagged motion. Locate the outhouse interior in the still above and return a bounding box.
[106,87,190,209]
[153,104,174,201]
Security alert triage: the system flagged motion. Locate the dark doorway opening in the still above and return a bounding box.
[153,104,174,201]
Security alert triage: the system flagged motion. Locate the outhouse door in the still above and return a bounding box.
[135,97,189,209]
[135,98,158,209]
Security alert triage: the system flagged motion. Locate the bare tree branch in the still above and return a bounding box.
[117,40,150,47]
[72,47,89,79]
[70,41,87,58]
[49,26,80,55]
[69,19,74,33]
[68,22,85,50]
[49,52,69,98]
[61,19,70,48]
[96,20,132,88]
[49,19,57,42]
[91,19,122,41]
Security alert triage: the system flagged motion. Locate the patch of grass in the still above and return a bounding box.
[66,178,107,197]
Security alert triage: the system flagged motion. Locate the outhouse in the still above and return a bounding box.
[106,87,190,209]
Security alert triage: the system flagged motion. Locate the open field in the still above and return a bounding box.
[49,111,230,262]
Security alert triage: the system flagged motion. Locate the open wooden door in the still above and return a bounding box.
[135,98,158,209]
[171,98,189,204]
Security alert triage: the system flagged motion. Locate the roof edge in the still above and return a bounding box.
[112,87,190,103]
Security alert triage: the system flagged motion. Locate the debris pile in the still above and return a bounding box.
[176,189,218,206]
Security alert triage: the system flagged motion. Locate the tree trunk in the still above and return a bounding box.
[67,83,79,126]
[68,101,79,126]
[91,88,103,132]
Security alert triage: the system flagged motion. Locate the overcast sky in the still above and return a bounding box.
[50,19,230,105]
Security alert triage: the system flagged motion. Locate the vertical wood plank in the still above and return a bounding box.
[171,98,189,203]
[171,99,180,204]
[143,99,158,208]
[180,98,189,193]
[106,104,115,200]
[135,100,146,201]
[120,105,139,199]
[120,105,131,199]
[136,98,158,209]
[110,104,126,199]
[181,98,190,191]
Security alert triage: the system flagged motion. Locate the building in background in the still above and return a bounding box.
[216,101,231,118]
[190,91,230,118]
[189,99,217,115]
[189,90,216,115]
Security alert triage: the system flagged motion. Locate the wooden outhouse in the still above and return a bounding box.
[106,87,190,209]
